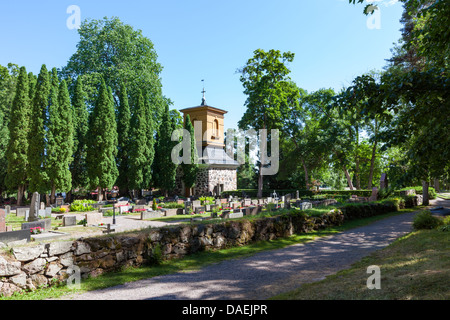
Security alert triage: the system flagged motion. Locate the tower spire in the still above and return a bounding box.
[201,79,206,106]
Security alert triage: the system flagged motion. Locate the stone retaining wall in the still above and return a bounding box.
[0,209,344,297]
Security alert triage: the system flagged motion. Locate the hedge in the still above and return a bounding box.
[221,189,373,198]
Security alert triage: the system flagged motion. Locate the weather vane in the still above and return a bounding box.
[201,79,206,106]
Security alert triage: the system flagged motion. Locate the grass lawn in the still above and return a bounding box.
[0,207,421,300]
[437,193,450,200]
[271,228,450,300]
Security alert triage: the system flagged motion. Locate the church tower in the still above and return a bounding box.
[177,84,239,196]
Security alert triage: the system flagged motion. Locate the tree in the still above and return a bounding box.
[5,66,30,205]
[28,64,50,194]
[238,49,297,198]
[61,17,165,116]
[181,114,199,196]
[141,92,156,189]
[116,82,131,196]
[86,79,118,201]
[153,104,178,197]
[47,80,74,203]
[70,76,90,194]
[128,91,148,196]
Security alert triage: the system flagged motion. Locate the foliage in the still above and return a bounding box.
[116,82,131,195]
[28,64,50,193]
[199,196,215,205]
[152,104,178,196]
[5,66,30,204]
[128,91,148,191]
[70,199,95,212]
[412,211,443,230]
[46,80,74,194]
[181,114,199,190]
[70,76,90,190]
[152,198,157,211]
[86,79,118,197]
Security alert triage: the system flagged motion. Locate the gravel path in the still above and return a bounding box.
[59,207,430,300]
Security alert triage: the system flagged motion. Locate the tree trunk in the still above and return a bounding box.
[257,163,263,199]
[301,157,309,189]
[355,156,361,190]
[434,179,440,192]
[367,140,378,189]
[50,184,56,204]
[97,188,103,202]
[343,165,354,190]
[16,185,24,206]
[422,180,429,206]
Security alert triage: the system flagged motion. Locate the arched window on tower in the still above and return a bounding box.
[213,119,219,139]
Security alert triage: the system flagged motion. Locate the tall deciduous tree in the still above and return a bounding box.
[5,66,30,205]
[238,49,297,198]
[28,64,50,194]
[181,114,198,196]
[86,79,118,201]
[47,80,74,203]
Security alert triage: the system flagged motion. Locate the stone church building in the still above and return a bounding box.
[175,93,239,197]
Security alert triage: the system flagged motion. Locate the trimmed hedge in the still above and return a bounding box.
[221,189,373,198]
[338,200,399,220]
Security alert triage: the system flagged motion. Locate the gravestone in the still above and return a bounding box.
[192,200,201,208]
[229,212,244,219]
[296,190,300,200]
[38,209,46,218]
[195,206,206,214]
[267,197,272,203]
[45,207,52,217]
[369,187,378,201]
[24,210,30,222]
[22,218,51,232]
[5,205,11,215]
[299,202,312,210]
[63,216,77,227]
[16,208,27,217]
[141,211,161,220]
[380,173,388,190]
[0,209,5,232]
[119,205,130,214]
[85,212,103,226]
[28,192,40,222]
[40,202,45,210]
[243,199,251,206]
[55,197,64,206]
[215,199,222,206]
[0,229,30,244]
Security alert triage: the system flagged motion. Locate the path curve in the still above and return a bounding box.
[59,203,444,300]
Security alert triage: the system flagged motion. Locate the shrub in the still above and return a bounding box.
[152,198,157,211]
[412,211,443,230]
[70,199,96,212]
[437,216,450,232]
[160,202,184,209]
[398,186,437,199]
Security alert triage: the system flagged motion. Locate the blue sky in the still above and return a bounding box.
[0,0,404,130]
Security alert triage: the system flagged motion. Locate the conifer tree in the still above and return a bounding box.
[70,76,89,193]
[86,79,118,201]
[47,80,74,203]
[153,104,178,197]
[5,66,30,205]
[142,93,155,189]
[116,82,131,196]
[28,72,37,101]
[28,64,50,194]
[181,114,199,196]
[128,92,148,195]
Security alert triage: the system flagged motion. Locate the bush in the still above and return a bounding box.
[161,202,184,209]
[398,186,437,199]
[70,199,96,212]
[437,216,450,232]
[412,211,443,230]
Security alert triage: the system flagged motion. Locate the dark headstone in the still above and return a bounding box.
[21,219,51,232]
[0,229,30,244]
[28,192,40,222]
[63,216,77,227]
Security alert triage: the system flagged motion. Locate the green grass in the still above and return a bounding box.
[437,193,450,200]
[271,227,450,300]
[0,207,420,300]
